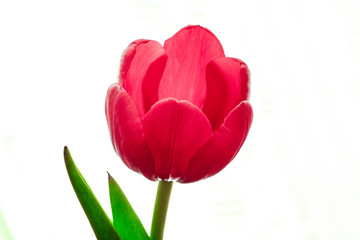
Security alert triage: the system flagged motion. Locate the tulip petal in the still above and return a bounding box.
[202,57,250,131]
[105,84,155,180]
[142,53,168,114]
[159,25,225,108]
[181,101,253,183]
[142,99,212,180]
[120,40,167,116]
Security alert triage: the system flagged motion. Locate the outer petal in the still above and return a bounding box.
[120,40,167,116]
[202,57,250,131]
[105,83,155,180]
[142,99,213,180]
[159,25,225,108]
[180,101,253,183]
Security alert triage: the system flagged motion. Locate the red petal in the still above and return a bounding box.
[142,53,168,113]
[202,57,250,131]
[180,101,253,183]
[159,25,225,108]
[105,84,155,180]
[120,40,167,116]
[142,99,212,180]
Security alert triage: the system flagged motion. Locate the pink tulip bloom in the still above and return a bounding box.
[105,25,253,183]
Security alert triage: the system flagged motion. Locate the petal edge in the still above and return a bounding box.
[202,57,250,130]
[142,99,212,180]
[120,40,166,116]
[181,101,253,183]
[159,25,225,108]
[105,84,155,180]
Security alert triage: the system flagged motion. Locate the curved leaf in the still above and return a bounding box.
[108,173,150,240]
[63,146,121,240]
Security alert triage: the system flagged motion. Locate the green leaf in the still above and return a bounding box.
[63,146,121,240]
[108,173,150,240]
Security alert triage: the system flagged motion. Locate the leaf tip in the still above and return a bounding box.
[107,171,115,183]
[63,146,70,160]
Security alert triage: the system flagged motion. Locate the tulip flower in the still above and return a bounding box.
[105,25,253,183]
[64,25,253,240]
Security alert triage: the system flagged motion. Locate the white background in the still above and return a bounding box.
[1,0,360,239]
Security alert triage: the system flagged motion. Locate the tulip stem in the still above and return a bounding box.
[150,181,173,240]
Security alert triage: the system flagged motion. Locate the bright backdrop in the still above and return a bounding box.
[1,0,360,239]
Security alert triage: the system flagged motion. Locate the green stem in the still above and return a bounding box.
[150,181,173,240]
